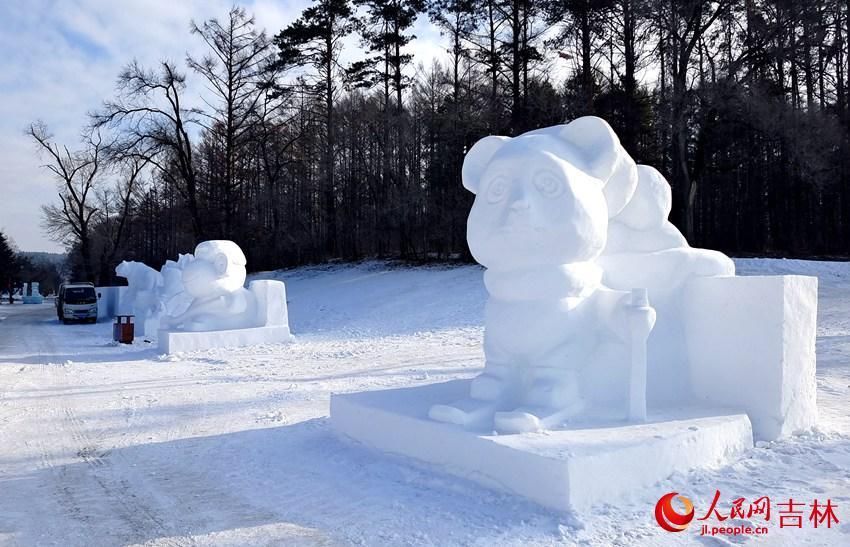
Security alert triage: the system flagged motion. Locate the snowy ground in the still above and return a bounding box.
[0,258,849,546]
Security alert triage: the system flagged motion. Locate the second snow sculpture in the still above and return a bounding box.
[157,240,293,353]
[21,282,44,304]
[114,240,292,352]
[161,241,258,331]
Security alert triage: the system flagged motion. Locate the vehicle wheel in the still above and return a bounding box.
[62,319,70,325]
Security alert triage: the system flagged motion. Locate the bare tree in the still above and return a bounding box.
[665,0,732,241]
[188,6,276,237]
[92,61,204,240]
[93,157,148,282]
[29,122,104,282]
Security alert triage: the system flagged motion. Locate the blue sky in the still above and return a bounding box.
[0,0,446,253]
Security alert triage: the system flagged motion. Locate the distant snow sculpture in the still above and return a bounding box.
[161,240,259,331]
[22,281,44,304]
[115,261,162,331]
[429,117,737,433]
[114,241,292,352]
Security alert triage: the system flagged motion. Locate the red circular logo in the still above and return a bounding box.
[655,492,695,532]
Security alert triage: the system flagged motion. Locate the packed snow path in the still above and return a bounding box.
[1,260,849,546]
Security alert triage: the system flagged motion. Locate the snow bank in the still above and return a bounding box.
[735,257,850,281]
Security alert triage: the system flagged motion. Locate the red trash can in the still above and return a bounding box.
[113,315,135,344]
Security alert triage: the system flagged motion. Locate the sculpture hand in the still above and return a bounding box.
[627,305,656,341]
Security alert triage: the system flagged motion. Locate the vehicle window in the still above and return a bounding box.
[64,287,97,304]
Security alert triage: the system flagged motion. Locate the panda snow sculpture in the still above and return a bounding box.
[429,116,731,433]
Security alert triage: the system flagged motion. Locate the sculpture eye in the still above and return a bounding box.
[486,177,509,203]
[533,172,563,197]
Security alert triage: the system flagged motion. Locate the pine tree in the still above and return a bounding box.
[275,0,357,257]
[349,0,425,255]
[0,231,18,303]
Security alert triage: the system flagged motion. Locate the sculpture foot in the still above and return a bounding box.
[428,398,501,429]
[493,410,542,433]
[494,400,585,434]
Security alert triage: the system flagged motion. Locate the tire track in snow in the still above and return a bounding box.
[7,306,194,546]
[50,364,200,546]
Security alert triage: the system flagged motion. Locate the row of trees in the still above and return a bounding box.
[0,231,17,299]
[0,230,64,299]
[32,1,850,284]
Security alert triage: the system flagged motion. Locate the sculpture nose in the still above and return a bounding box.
[509,184,530,212]
[510,199,530,212]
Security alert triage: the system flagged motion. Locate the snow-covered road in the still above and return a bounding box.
[1,260,849,546]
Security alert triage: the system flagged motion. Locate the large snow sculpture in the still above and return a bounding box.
[331,117,817,512]
[428,122,657,433]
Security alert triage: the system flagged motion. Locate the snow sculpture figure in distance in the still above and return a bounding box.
[160,240,258,332]
[115,260,163,325]
[429,117,658,433]
[158,254,194,317]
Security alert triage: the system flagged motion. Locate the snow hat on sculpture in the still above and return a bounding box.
[330,116,818,512]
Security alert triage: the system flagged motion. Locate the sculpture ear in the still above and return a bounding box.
[559,116,638,217]
[213,253,229,276]
[462,136,511,194]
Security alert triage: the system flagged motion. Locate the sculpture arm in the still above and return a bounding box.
[164,296,225,328]
[591,288,655,345]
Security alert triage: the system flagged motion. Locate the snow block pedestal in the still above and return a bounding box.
[331,380,753,512]
[684,275,818,441]
[157,279,293,353]
[158,325,292,354]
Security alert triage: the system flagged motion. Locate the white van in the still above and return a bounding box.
[56,282,98,324]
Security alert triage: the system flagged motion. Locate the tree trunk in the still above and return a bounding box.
[325,20,337,258]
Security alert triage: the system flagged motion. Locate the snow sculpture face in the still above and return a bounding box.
[464,131,612,270]
[181,240,247,299]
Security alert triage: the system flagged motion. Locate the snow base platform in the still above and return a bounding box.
[158,325,292,354]
[331,379,753,512]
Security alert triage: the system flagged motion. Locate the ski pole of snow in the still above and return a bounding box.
[628,288,652,422]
